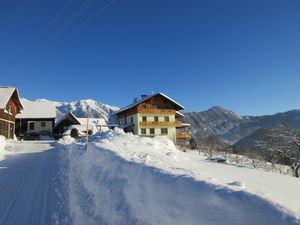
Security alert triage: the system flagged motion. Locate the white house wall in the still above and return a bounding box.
[137,114,176,142]
[28,121,53,132]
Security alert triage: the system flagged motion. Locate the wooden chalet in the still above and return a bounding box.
[0,87,24,139]
[115,92,192,148]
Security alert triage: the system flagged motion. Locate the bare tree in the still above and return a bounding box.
[255,126,300,177]
[230,145,244,165]
[290,140,300,177]
[206,134,218,158]
[246,152,263,168]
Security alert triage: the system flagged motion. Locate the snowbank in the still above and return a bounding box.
[59,130,300,225]
[0,135,5,150]
[0,135,7,161]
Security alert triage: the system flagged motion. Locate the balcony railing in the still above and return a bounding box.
[137,109,176,115]
[176,132,192,139]
[139,121,182,127]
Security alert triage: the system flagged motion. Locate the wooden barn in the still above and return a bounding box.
[0,87,24,139]
[53,112,81,139]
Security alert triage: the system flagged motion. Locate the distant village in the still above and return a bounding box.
[0,86,192,148]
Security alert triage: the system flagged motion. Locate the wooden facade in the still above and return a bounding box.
[53,112,81,139]
[116,93,192,148]
[0,87,23,139]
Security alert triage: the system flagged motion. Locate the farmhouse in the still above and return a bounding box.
[0,87,24,139]
[115,92,191,147]
[15,101,56,138]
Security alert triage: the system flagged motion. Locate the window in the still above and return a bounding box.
[41,122,46,127]
[154,116,159,122]
[124,116,127,125]
[164,116,169,122]
[141,104,147,110]
[130,117,133,124]
[29,122,35,131]
[161,128,168,135]
[150,128,155,135]
[141,128,146,135]
[142,116,147,122]
[153,105,157,109]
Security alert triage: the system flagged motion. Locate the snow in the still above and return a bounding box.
[58,129,300,225]
[0,136,18,161]
[60,117,109,137]
[115,92,184,115]
[57,99,119,122]
[16,101,56,119]
[0,140,71,225]
[0,135,7,161]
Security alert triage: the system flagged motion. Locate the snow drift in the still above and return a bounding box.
[0,135,7,161]
[58,130,300,225]
[0,135,5,151]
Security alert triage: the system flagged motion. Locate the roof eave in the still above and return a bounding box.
[115,92,185,115]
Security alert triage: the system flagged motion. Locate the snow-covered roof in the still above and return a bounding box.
[55,112,80,127]
[0,87,24,110]
[115,92,185,115]
[181,123,191,127]
[16,101,56,119]
[176,111,185,118]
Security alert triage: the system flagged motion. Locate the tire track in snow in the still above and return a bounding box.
[0,142,69,225]
[0,158,36,224]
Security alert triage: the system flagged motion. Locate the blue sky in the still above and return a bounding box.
[1,0,299,115]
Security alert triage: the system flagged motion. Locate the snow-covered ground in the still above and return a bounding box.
[0,135,14,161]
[0,140,71,225]
[0,135,6,160]
[58,129,300,225]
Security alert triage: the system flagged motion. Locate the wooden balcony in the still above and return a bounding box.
[139,121,182,127]
[137,109,176,115]
[176,132,192,139]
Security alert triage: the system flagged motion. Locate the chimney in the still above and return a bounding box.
[141,94,148,99]
[133,97,138,103]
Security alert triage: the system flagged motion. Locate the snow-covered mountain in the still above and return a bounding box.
[23,98,119,123]
[182,107,300,144]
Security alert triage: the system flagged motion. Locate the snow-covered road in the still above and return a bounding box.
[0,141,70,225]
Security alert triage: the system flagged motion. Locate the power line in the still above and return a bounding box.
[51,0,95,38]
[58,0,115,44]
[33,0,73,44]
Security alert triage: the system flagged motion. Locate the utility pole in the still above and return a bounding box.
[85,116,89,150]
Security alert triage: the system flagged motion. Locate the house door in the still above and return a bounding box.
[28,122,35,131]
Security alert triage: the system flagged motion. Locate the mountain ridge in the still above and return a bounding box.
[182,106,300,144]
